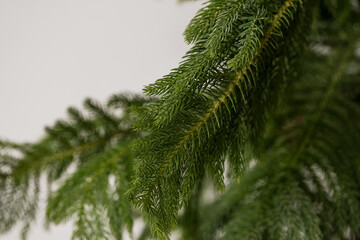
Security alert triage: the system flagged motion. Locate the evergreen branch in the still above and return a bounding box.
[148,0,300,188]
[1,94,147,239]
[291,40,356,164]
[2,1,360,240]
[201,25,360,240]
[46,139,136,239]
[131,0,308,238]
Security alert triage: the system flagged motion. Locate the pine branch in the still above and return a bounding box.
[290,38,357,164]
[1,1,360,240]
[0,93,148,239]
[198,22,360,240]
[130,1,312,238]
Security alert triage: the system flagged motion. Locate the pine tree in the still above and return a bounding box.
[1,0,360,239]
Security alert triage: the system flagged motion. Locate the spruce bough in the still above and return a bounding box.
[1,0,360,239]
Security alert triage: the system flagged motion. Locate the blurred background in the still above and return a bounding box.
[0,0,204,239]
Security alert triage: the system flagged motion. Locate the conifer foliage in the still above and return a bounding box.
[1,94,152,239]
[1,0,360,239]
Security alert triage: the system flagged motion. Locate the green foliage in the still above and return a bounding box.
[129,0,316,238]
[1,94,152,240]
[198,37,360,239]
[1,0,360,240]
[0,141,39,240]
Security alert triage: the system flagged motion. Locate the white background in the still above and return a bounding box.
[0,0,204,239]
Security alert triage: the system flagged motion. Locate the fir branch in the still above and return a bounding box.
[291,39,357,164]
[131,0,311,238]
